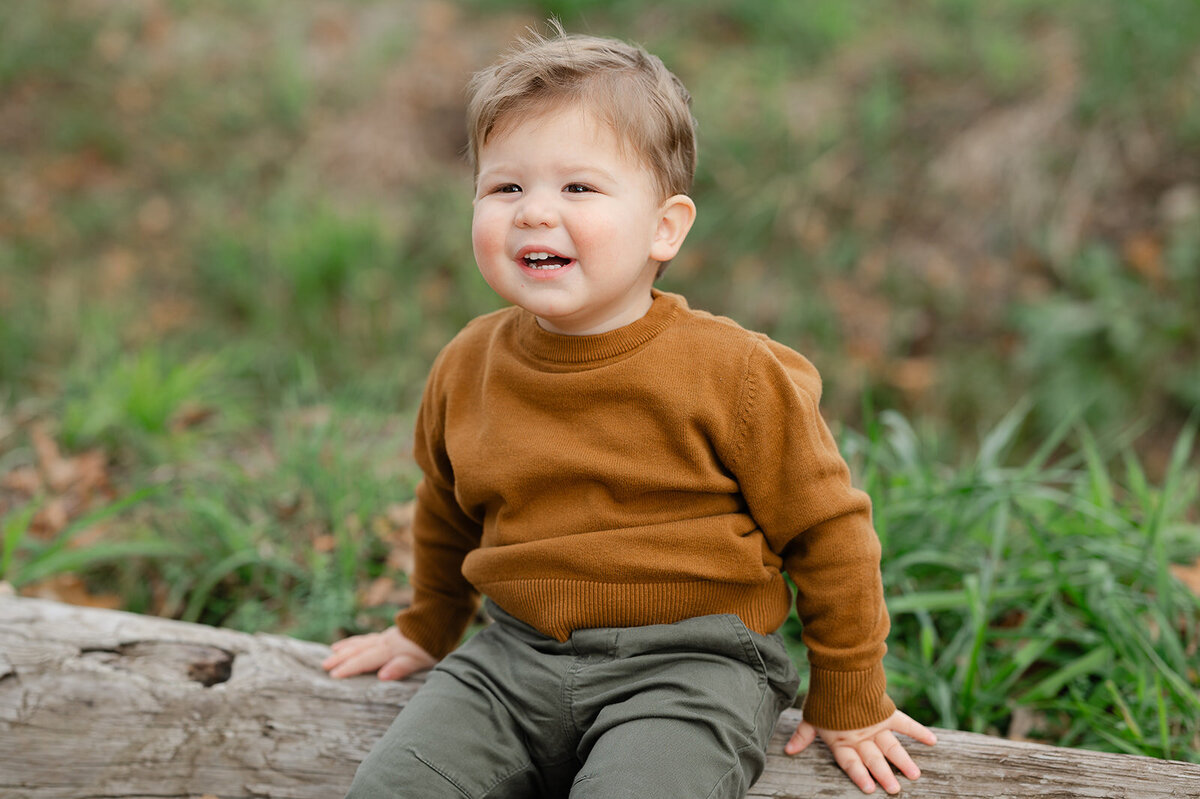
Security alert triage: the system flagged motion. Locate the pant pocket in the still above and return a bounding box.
[748,628,801,705]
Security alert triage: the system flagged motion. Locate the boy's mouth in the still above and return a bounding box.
[521,251,572,270]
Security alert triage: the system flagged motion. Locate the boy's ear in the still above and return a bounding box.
[650,194,697,262]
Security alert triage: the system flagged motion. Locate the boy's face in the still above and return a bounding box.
[472,104,694,336]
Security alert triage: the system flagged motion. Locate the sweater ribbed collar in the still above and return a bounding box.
[516,290,682,366]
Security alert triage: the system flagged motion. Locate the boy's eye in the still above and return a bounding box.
[496,184,521,194]
[564,183,593,194]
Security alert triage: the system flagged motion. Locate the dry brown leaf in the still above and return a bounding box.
[146,296,196,334]
[31,422,71,492]
[378,501,415,574]
[1007,705,1044,742]
[70,450,110,496]
[888,357,937,396]
[360,577,404,608]
[361,577,391,607]
[310,9,352,51]
[21,574,122,609]
[171,403,216,432]
[2,466,42,496]
[1169,557,1200,597]
[1123,232,1164,285]
[93,27,131,63]
[115,77,153,114]
[30,497,71,539]
[140,0,173,47]
[385,543,414,575]
[995,609,1028,629]
[42,150,110,191]
[386,501,415,530]
[100,247,139,298]
[360,577,413,609]
[29,424,109,500]
[69,522,113,551]
[273,492,303,521]
[137,196,173,235]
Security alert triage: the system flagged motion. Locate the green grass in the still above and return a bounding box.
[0,487,183,590]
[124,404,419,638]
[844,411,1199,759]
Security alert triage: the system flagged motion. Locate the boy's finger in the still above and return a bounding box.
[784,722,816,755]
[878,731,920,780]
[893,712,938,745]
[378,655,421,681]
[330,649,385,679]
[321,649,352,670]
[322,643,367,671]
[327,635,369,658]
[858,742,900,795]
[831,748,876,794]
[327,658,358,678]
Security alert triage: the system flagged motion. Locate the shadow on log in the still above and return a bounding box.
[3,597,1199,798]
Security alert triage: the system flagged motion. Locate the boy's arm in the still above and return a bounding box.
[729,340,894,727]
[391,348,484,660]
[392,473,482,658]
[726,341,936,792]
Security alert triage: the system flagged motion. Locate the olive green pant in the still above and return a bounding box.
[346,601,800,799]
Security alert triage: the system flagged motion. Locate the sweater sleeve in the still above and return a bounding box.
[728,339,895,730]
[393,351,482,659]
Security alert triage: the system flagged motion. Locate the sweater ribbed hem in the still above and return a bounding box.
[516,290,681,365]
[801,662,896,730]
[477,577,793,642]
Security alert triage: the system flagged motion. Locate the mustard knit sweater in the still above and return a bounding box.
[395,291,896,729]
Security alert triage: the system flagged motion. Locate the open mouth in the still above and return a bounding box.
[521,251,572,269]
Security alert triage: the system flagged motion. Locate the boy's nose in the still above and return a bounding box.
[514,192,556,228]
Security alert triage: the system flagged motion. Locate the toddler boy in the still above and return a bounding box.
[324,25,936,798]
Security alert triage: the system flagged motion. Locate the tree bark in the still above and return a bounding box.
[2,597,1198,798]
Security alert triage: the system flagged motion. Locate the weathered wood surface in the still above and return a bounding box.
[2,597,1198,799]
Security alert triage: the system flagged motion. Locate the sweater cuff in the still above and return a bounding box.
[801,662,896,730]
[394,598,477,660]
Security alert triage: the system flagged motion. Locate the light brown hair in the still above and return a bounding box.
[466,23,698,201]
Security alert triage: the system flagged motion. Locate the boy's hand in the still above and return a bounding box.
[322,626,438,681]
[785,710,937,795]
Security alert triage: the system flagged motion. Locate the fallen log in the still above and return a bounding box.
[2,596,1198,798]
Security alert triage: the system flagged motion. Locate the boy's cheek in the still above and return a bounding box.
[470,220,499,262]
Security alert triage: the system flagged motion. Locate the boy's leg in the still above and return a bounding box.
[567,615,799,799]
[346,610,575,799]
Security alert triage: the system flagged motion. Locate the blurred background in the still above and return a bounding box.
[1,0,1198,757]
